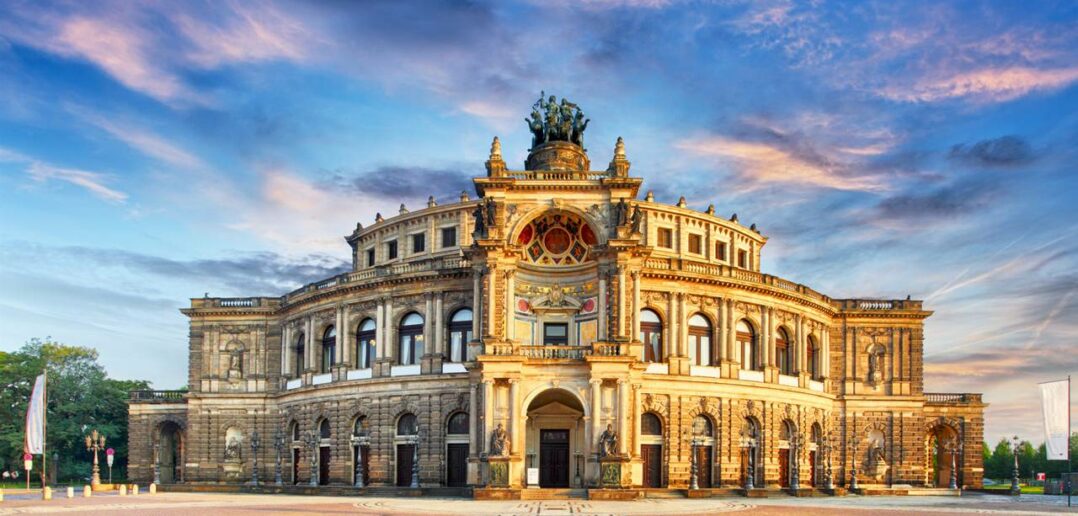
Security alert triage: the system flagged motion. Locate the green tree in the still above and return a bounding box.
[0,338,149,483]
[985,437,1013,481]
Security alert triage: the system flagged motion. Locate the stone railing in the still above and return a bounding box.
[835,298,924,311]
[129,390,186,403]
[504,170,610,181]
[642,258,829,304]
[925,393,982,404]
[279,256,472,305]
[521,345,592,360]
[592,341,625,357]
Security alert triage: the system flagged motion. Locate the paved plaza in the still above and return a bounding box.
[0,492,1074,515]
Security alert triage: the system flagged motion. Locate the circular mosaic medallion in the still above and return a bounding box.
[543,227,572,254]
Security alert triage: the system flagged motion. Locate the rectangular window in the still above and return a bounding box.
[412,232,425,254]
[441,226,457,248]
[387,240,398,260]
[366,248,376,267]
[738,249,748,268]
[688,234,702,254]
[543,323,569,346]
[657,228,673,249]
[715,242,727,261]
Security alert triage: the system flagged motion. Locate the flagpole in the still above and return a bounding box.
[1068,374,1071,507]
[40,370,46,491]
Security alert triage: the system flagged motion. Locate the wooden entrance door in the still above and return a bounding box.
[696,445,713,488]
[642,444,662,488]
[397,444,415,486]
[319,446,331,485]
[809,450,817,486]
[446,443,468,487]
[778,448,790,488]
[292,448,300,484]
[539,429,570,487]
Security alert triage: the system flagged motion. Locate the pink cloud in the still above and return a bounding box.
[1,146,127,203]
[69,107,204,169]
[880,66,1078,103]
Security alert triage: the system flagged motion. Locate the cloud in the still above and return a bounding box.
[69,107,204,168]
[0,2,312,106]
[0,147,127,202]
[948,135,1035,167]
[872,179,998,222]
[879,67,1078,104]
[324,166,475,201]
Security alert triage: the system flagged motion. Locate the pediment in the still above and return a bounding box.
[528,401,583,417]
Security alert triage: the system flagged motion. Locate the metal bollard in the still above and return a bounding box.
[132,485,139,496]
[67,486,74,498]
[119,485,127,496]
[149,483,157,494]
[43,487,52,500]
[83,485,92,497]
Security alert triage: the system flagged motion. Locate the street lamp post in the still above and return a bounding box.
[689,437,699,490]
[273,428,284,486]
[84,430,106,487]
[350,431,367,488]
[945,437,961,490]
[410,430,421,489]
[305,430,319,487]
[790,432,802,491]
[849,440,859,491]
[250,431,260,486]
[822,431,834,490]
[152,442,161,485]
[1010,435,1021,495]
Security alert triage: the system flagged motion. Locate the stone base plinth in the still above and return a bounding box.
[588,488,641,500]
[742,488,770,498]
[473,488,521,500]
[789,487,816,497]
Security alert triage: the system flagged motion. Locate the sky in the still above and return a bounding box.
[0,0,1075,446]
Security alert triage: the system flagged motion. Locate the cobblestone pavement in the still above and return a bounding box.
[0,492,1073,515]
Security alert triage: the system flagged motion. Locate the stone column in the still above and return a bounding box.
[281,324,291,377]
[666,295,675,360]
[434,293,444,356]
[728,299,738,364]
[794,314,803,373]
[385,297,395,363]
[469,383,479,454]
[632,272,641,340]
[508,379,519,454]
[424,293,433,353]
[678,293,688,358]
[717,298,727,362]
[618,380,629,455]
[375,300,385,360]
[483,380,495,454]
[487,268,497,339]
[761,307,771,367]
[305,318,315,371]
[506,270,515,341]
[472,269,482,340]
[598,274,607,340]
[633,384,643,456]
[590,379,602,452]
[336,305,347,366]
[617,267,627,338]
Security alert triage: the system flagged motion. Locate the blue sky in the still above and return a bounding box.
[1,0,1076,445]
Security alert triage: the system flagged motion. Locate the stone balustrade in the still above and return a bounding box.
[129,390,186,403]
[925,392,983,404]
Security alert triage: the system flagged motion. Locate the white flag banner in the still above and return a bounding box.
[24,373,46,455]
[1040,379,1069,461]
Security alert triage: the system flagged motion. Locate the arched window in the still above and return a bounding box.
[781,419,796,441]
[294,332,305,378]
[447,412,468,435]
[319,418,331,439]
[353,416,369,437]
[688,314,712,366]
[642,413,663,436]
[356,319,376,369]
[448,309,473,363]
[290,421,300,442]
[807,335,820,379]
[639,309,663,363]
[397,414,418,436]
[321,326,336,373]
[741,417,759,444]
[776,327,792,375]
[737,320,758,371]
[398,313,425,365]
[693,415,714,437]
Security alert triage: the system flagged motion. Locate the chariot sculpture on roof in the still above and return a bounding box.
[526,91,590,149]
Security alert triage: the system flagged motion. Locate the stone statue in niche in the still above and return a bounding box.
[228,349,243,379]
[472,202,487,238]
[867,345,884,385]
[224,434,242,461]
[489,423,510,456]
[598,424,619,457]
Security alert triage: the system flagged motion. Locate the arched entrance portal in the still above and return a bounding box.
[525,389,585,488]
[158,421,184,483]
[927,424,960,487]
